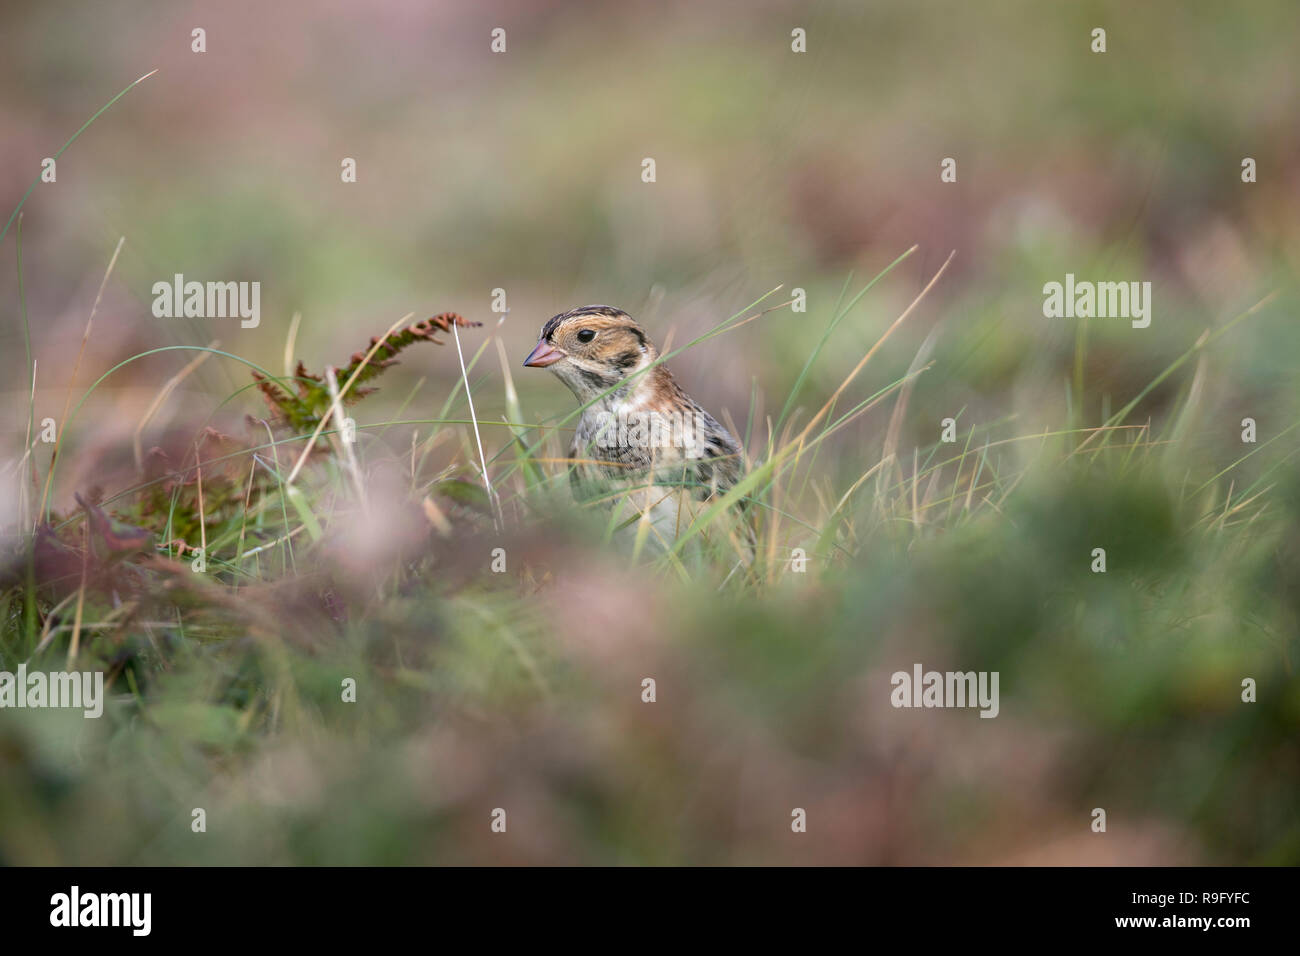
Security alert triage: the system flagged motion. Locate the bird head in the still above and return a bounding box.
[523,305,655,400]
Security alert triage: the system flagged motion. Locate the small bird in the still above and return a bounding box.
[523,305,749,547]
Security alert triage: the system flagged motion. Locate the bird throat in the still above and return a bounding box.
[552,361,639,405]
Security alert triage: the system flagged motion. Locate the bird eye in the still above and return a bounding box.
[576,329,596,343]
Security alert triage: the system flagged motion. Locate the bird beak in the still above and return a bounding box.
[523,340,564,368]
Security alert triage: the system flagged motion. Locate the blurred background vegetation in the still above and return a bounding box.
[1,0,1297,864]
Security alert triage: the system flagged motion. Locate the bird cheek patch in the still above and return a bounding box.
[577,367,609,390]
